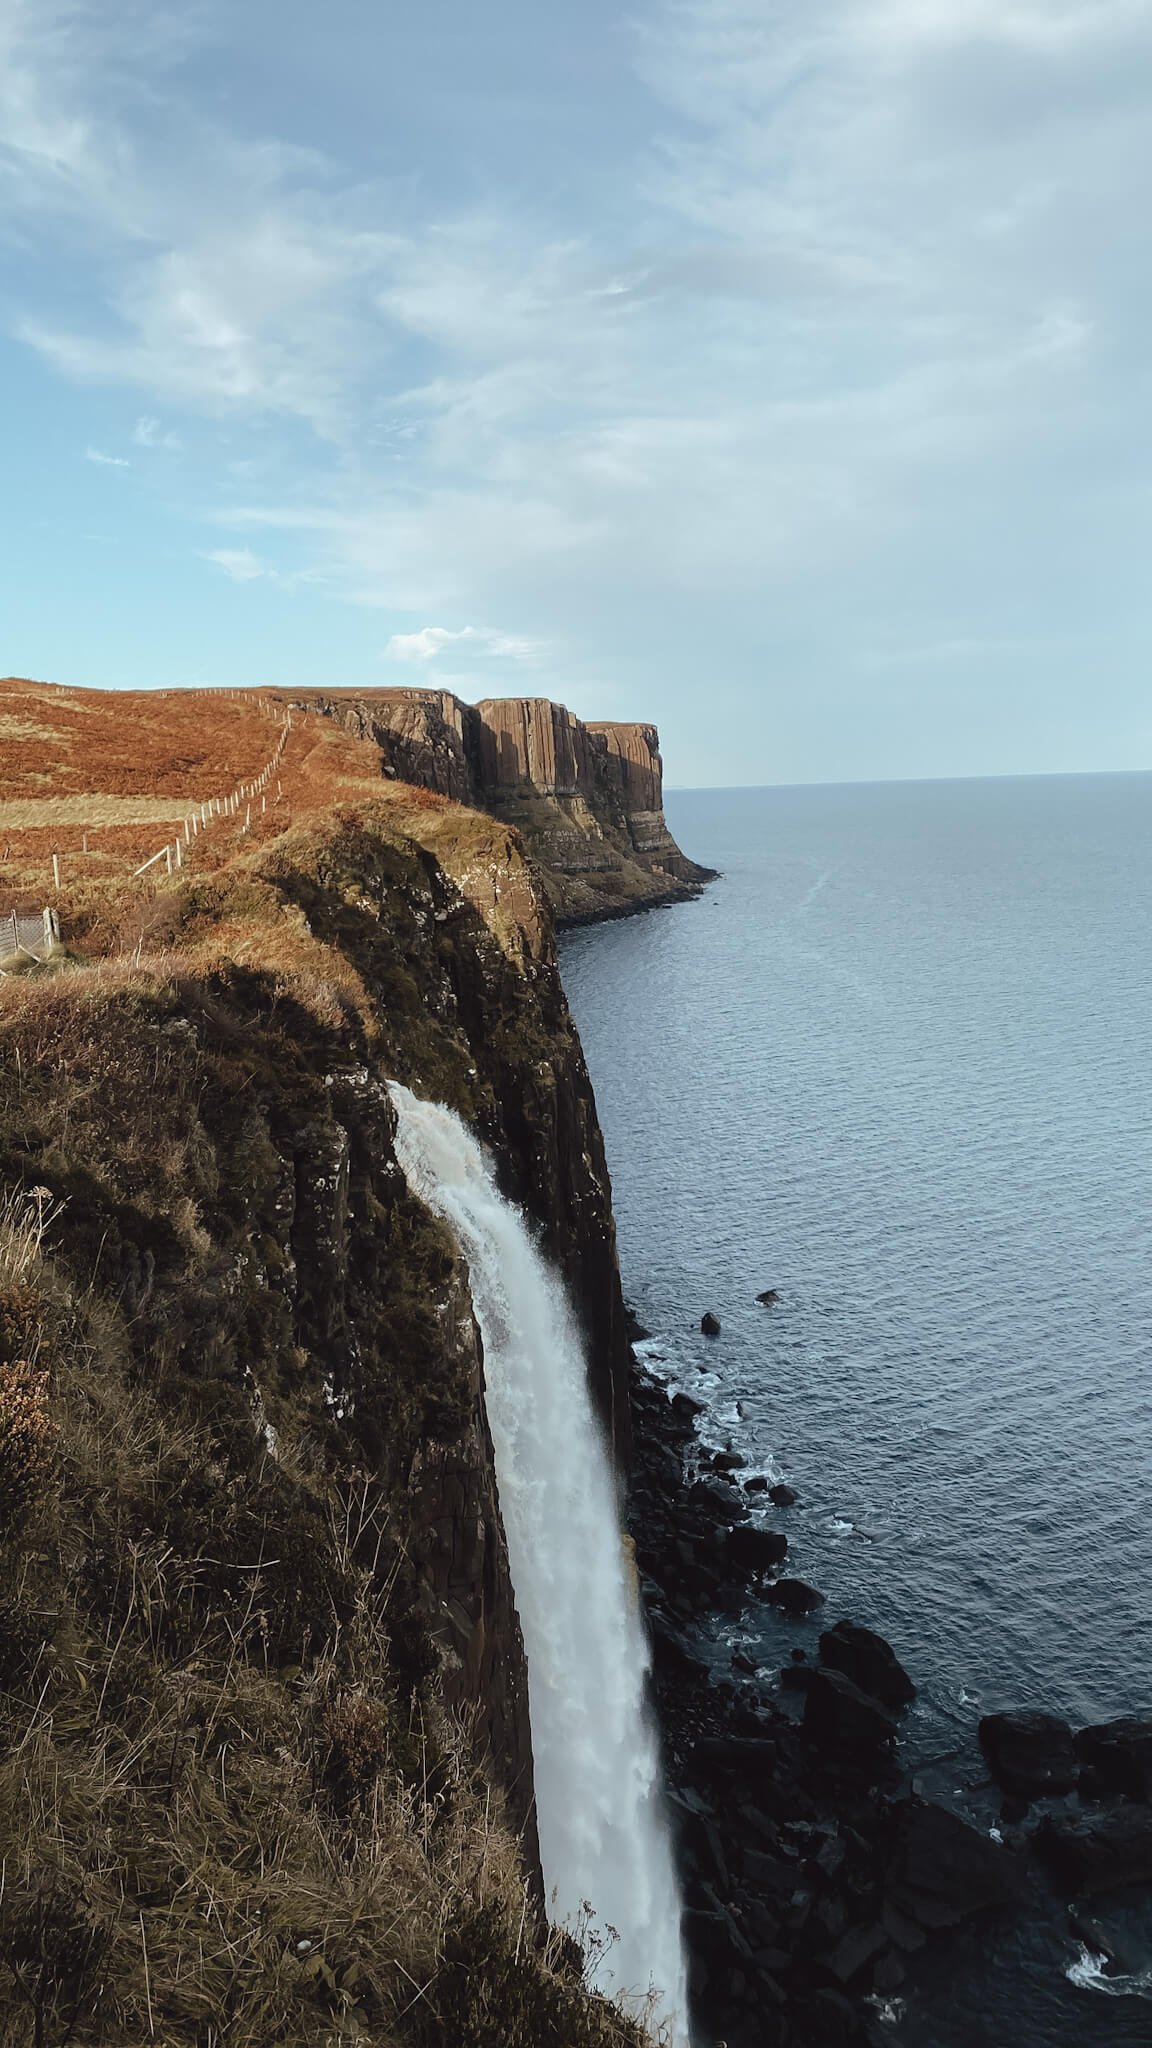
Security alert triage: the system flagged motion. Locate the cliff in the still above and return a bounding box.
[0,681,650,2048]
[302,688,714,925]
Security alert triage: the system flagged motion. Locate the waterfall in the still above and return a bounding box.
[388,1084,688,2041]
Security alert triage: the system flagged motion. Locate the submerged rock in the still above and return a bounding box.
[819,1620,916,1711]
[756,1289,781,1306]
[700,1312,721,1337]
[978,1710,1077,1798]
[768,1482,798,1507]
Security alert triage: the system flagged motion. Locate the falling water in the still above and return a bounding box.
[388,1083,688,2041]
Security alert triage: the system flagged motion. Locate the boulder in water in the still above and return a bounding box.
[768,1482,798,1506]
[1073,1717,1152,1801]
[757,1289,781,1306]
[803,1668,899,1757]
[766,1577,825,1616]
[978,1710,1077,1797]
[726,1524,788,1574]
[701,1312,721,1337]
[819,1620,916,1711]
[1033,1807,1152,1893]
[882,1797,1025,1923]
[712,1448,747,1472]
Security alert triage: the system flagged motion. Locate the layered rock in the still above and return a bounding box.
[304,689,714,925]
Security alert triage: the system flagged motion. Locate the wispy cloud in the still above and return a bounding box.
[203,547,266,582]
[85,445,130,467]
[133,414,182,450]
[384,624,547,665]
[5,0,1152,772]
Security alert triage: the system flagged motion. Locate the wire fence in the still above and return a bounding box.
[0,907,60,971]
[129,711,293,881]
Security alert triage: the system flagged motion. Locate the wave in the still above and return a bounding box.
[1066,1944,1152,2000]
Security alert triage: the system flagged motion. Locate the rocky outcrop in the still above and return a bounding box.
[300,689,715,925]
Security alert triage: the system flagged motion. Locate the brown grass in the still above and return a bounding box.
[0,1172,658,2048]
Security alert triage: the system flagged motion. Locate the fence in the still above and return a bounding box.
[0,906,60,970]
[128,711,292,881]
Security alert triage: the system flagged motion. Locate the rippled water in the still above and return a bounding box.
[560,773,1152,2045]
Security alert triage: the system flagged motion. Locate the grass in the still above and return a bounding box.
[0,1080,658,2048]
[0,680,658,2045]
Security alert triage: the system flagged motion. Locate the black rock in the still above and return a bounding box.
[757,1289,781,1306]
[819,1620,916,1711]
[689,1477,749,1522]
[671,1390,705,1422]
[743,1474,770,1493]
[826,1921,888,1984]
[803,1668,900,1756]
[768,1482,798,1506]
[726,1524,789,1574]
[712,1448,747,1472]
[648,1610,710,1682]
[882,1796,1025,1923]
[765,1576,825,1616]
[701,1312,721,1336]
[978,1710,1078,1798]
[692,1734,780,1778]
[732,1648,758,1676]
[1034,1807,1152,1894]
[780,1663,813,1692]
[1073,1717,1152,1801]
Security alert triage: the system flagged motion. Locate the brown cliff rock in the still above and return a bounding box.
[304,688,715,925]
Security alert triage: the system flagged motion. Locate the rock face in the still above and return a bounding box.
[0,795,639,1898]
[978,1710,1078,1798]
[1034,1808,1152,1894]
[819,1621,916,1711]
[1074,1717,1152,1800]
[303,688,715,924]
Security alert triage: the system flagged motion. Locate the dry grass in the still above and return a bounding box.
[0,1187,657,2048]
[0,798,202,829]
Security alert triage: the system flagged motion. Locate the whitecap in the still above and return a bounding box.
[1066,1944,1152,2000]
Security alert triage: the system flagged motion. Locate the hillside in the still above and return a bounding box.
[0,677,659,2047]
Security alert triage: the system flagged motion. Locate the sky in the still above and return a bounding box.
[2,0,1151,787]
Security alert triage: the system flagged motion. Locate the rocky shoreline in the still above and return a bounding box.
[627,1352,1152,2046]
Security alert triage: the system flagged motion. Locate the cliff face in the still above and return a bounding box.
[306,689,714,925]
[0,767,647,2046]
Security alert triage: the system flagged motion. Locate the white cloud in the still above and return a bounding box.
[384,624,547,664]
[85,444,129,466]
[5,0,1152,774]
[204,547,265,582]
[133,414,182,449]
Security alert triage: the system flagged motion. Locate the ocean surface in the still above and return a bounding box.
[559,773,1152,2045]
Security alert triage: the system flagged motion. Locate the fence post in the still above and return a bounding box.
[52,852,60,891]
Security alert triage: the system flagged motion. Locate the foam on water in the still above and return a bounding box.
[1066,1946,1152,2000]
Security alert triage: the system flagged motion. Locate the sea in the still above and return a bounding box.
[559,772,1152,2046]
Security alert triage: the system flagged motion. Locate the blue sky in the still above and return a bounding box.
[2,0,1151,785]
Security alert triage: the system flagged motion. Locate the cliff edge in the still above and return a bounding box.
[304,688,715,925]
[0,679,652,2048]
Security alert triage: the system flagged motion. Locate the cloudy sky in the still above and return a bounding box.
[3,0,1151,785]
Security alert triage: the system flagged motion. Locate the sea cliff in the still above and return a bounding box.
[301,687,714,924]
[0,678,660,2047]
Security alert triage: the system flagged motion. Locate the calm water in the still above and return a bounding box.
[560,773,1152,2044]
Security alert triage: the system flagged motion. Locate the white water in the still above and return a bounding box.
[388,1084,688,2041]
